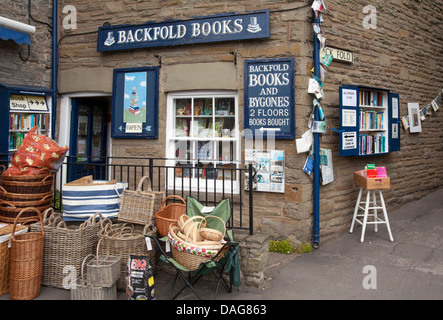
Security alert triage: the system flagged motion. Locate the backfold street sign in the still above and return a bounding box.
[97,10,270,52]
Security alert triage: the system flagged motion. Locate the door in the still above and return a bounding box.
[69,98,108,181]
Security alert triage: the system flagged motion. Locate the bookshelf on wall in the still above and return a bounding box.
[339,85,401,157]
[0,84,52,159]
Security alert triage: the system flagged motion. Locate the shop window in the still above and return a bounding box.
[166,91,239,193]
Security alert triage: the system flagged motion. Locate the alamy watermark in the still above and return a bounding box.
[363,5,377,30]
[362,265,377,290]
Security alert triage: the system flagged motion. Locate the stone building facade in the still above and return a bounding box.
[0,0,53,87]
[55,0,442,246]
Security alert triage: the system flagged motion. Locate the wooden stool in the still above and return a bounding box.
[350,171,394,243]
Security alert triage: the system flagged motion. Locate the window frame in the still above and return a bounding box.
[165,91,240,193]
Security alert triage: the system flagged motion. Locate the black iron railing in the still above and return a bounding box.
[1,155,254,235]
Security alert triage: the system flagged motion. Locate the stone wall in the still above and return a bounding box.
[56,0,443,247]
[0,0,53,88]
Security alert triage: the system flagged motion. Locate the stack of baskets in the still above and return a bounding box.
[168,214,228,271]
[0,167,53,225]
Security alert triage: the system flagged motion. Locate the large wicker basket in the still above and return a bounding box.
[1,175,53,194]
[118,176,165,225]
[155,195,186,237]
[98,220,157,291]
[0,200,52,224]
[9,207,45,300]
[29,209,103,288]
[1,168,52,182]
[0,223,28,296]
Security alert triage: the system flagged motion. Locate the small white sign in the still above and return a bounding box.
[342,131,357,150]
[342,89,357,107]
[326,47,354,63]
[125,122,143,133]
[342,109,357,127]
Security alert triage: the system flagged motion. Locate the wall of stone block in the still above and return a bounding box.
[55,0,443,245]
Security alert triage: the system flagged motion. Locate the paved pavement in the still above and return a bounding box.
[1,187,442,301]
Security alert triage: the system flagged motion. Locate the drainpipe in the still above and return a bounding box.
[312,10,320,249]
[51,0,58,139]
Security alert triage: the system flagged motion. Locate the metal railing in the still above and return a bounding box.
[3,155,254,234]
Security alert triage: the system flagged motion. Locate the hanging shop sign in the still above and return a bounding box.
[97,10,270,52]
[111,67,159,139]
[244,58,295,139]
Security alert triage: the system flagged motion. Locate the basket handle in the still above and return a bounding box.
[79,211,103,230]
[0,200,17,208]
[137,176,152,192]
[180,215,207,241]
[0,186,8,195]
[11,207,44,239]
[95,238,109,265]
[81,253,96,281]
[202,215,227,237]
[41,174,54,183]
[161,195,186,209]
[143,223,157,237]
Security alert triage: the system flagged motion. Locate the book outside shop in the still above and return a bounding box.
[0,0,442,302]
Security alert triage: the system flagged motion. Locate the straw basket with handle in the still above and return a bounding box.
[70,253,117,300]
[29,208,103,289]
[155,195,186,237]
[199,215,226,242]
[0,222,28,296]
[168,224,227,271]
[178,215,207,242]
[1,174,53,194]
[97,219,157,291]
[9,207,45,300]
[118,176,165,225]
[86,238,120,288]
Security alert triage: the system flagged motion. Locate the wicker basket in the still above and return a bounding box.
[29,209,103,289]
[199,215,226,242]
[168,224,225,271]
[9,207,45,300]
[178,215,207,242]
[155,195,186,237]
[118,176,165,225]
[70,254,117,300]
[98,220,157,291]
[0,186,53,203]
[86,239,120,288]
[0,223,28,296]
[1,175,53,194]
[1,168,52,182]
[0,200,51,226]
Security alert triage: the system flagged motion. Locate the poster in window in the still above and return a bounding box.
[111,67,159,138]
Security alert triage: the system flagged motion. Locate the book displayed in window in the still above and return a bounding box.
[167,92,239,191]
[339,85,401,156]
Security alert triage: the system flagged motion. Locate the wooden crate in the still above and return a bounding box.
[354,170,390,190]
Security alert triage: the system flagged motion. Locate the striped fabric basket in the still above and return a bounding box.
[62,180,128,221]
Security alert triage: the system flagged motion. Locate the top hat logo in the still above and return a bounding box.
[247,17,262,33]
[104,32,115,46]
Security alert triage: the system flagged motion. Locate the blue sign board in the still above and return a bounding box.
[244,58,295,139]
[111,67,159,138]
[97,10,270,52]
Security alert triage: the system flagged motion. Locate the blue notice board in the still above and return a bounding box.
[111,67,159,138]
[244,58,295,139]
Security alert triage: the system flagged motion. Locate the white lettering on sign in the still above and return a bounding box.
[325,47,354,63]
[342,131,357,150]
[342,89,357,107]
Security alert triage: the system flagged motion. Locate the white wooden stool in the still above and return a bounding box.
[351,170,394,243]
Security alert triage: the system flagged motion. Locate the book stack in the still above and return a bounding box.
[359,134,386,155]
[359,110,384,130]
[359,90,384,107]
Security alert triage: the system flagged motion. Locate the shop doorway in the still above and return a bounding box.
[69,98,109,181]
